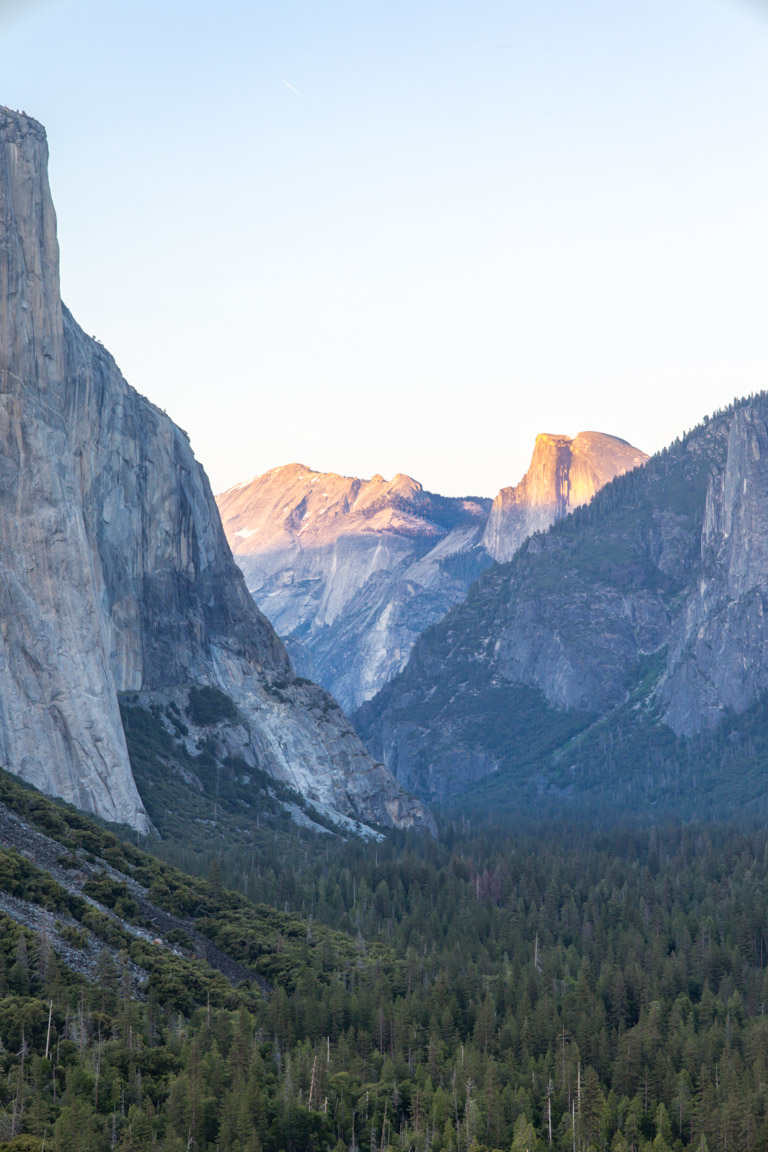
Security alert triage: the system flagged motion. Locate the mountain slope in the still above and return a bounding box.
[217,464,492,711]
[0,106,431,834]
[217,432,646,713]
[355,398,767,805]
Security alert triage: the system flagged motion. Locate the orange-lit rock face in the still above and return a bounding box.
[482,432,649,562]
[218,467,492,711]
[217,465,437,557]
[218,437,648,712]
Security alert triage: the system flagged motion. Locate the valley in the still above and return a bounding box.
[0,767,766,1151]
[0,100,766,1152]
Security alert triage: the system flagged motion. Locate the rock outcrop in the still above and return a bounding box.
[0,106,432,834]
[660,404,768,734]
[482,431,649,562]
[217,465,492,712]
[217,435,647,713]
[356,398,768,804]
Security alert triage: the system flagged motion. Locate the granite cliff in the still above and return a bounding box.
[217,466,492,712]
[218,433,646,712]
[355,397,768,809]
[482,431,649,562]
[661,403,768,734]
[0,107,431,834]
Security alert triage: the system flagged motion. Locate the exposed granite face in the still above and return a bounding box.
[0,107,432,834]
[660,406,768,734]
[217,464,492,712]
[355,406,765,802]
[482,431,649,562]
[218,437,648,713]
[0,110,144,828]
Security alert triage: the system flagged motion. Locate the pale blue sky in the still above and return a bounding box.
[3,0,768,496]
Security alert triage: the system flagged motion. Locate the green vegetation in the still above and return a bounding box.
[4,397,768,1147]
[0,768,361,1002]
[354,395,768,820]
[3,788,768,1149]
[458,685,768,829]
[0,840,242,1012]
[186,685,239,726]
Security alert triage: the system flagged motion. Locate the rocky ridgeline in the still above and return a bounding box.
[218,435,647,711]
[217,466,492,712]
[0,106,431,835]
[354,396,768,803]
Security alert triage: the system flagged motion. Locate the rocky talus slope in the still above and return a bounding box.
[0,785,261,992]
[218,433,646,712]
[0,107,431,834]
[355,398,768,806]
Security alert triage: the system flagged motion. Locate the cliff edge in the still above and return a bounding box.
[482,431,649,562]
[0,107,432,834]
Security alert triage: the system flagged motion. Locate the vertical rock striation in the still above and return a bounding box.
[482,431,648,562]
[660,404,768,734]
[0,109,145,827]
[0,107,432,833]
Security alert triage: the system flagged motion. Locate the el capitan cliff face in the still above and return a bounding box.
[0,107,432,834]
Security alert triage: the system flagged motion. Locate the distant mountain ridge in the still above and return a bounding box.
[218,434,647,711]
[354,395,768,813]
[217,465,492,712]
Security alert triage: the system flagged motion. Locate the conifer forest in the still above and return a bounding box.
[0,769,767,1152]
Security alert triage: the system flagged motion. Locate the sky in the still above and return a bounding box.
[2,0,768,498]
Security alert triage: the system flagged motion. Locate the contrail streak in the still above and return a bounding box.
[281,79,306,99]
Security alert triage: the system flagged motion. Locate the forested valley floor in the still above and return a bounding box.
[0,769,767,1152]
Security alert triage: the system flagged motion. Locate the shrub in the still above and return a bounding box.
[186,686,238,726]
